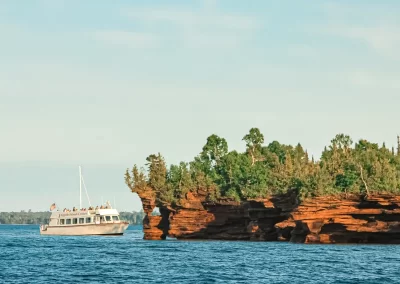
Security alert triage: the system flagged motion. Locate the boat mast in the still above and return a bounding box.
[79,166,82,209]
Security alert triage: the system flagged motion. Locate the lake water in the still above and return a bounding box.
[1,225,400,283]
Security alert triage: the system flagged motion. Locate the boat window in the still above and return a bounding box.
[112,216,119,221]
[60,219,65,225]
[105,216,111,222]
[66,219,71,225]
[79,218,84,224]
[73,218,78,224]
[86,217,91,223]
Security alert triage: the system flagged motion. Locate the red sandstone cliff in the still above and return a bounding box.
[135,188,400,244]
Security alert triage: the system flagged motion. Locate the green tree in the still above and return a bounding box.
[127,132,400,204]
[168,162,194,199]
[243,128,265,165]
[201,134,228,165]
[335,163,358,196]
[331,134,353,154]
[217,151,252,198]
[146,153,174,204]
[125,165,147,193]
[267,141,291,164]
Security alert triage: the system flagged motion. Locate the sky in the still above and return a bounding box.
[1,0,400,212]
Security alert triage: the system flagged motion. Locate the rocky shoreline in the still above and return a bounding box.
[135,188,400,244]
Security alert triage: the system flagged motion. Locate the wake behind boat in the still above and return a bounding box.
[40,166,129,236]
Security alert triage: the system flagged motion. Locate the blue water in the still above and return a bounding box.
[1,225,400,283]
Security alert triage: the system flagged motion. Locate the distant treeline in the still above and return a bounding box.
[119,211,146,225]
[0,211,146,225]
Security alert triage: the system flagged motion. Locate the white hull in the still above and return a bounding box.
[40,222,129,236]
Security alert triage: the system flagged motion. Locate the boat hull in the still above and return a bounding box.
[40,222,129,236]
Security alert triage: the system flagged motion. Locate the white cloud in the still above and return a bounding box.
[93,30,159,48]
[320,2,400,60]
[326,25,400,60]
[346,70,400,90]
[286,44,316,58]
[184,34,240,49]
[122,5,259,49]
[37,0,65,10]
[125,8,258,30]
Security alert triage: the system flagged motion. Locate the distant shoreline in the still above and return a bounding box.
[0,211,145,225]
[0,224,39,225]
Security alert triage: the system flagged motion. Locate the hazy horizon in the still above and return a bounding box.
[1,0,400,211]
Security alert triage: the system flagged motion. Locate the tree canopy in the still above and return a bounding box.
[126,129,400,204]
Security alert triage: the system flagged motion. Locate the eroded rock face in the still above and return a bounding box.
[284,195,400,244]
[136,190,400,244]
[134,188,168,240]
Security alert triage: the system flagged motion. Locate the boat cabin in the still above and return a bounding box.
[49,209,122,226]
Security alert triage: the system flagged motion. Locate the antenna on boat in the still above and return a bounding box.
[78,166,92,208]
[79,165,82,209]
[81,175,92,207]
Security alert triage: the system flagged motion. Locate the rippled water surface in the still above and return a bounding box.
[1,225,400,283]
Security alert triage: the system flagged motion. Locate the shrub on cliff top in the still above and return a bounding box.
[125,129,400,204]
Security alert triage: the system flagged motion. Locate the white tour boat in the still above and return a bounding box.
[40,167,129,236]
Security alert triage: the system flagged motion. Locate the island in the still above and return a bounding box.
[126,128,400,244]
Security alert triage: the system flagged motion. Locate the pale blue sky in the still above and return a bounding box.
[1,0,399,212]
